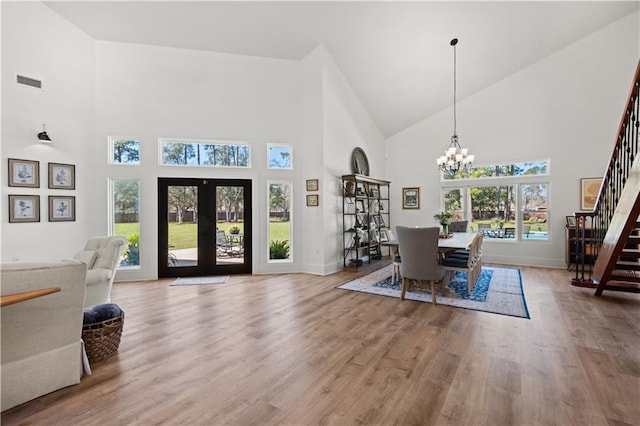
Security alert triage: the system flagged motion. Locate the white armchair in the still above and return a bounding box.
[74,236,126,308]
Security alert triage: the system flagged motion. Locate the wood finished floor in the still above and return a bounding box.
[2,265,639,426]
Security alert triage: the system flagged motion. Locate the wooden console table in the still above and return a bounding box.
[0,287,61,307]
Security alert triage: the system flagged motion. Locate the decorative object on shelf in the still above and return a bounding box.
[306,194,319,206]
[434,211,453,234]
[306,179,318,191]
[48,195,76,222]
[402,187,420,209]
[8,158,39,188]
[48,162,75,190]
[344,181,355,197]
[8,194,40,223]
[580,177,601,211]
[436,38,475,175]
[351,147,370,176]
[566,215,577,228]
[37,124,52,143]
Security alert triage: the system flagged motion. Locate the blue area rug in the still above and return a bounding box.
[337,265,529,319]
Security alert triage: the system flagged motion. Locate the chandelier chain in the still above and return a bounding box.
[436,37,474,175]
[453,41,457,137]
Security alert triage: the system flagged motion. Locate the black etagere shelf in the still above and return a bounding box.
[342,174,391,269]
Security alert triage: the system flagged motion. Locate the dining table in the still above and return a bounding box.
[382,231,478,253]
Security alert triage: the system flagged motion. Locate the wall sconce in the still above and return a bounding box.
[37,124,52,144]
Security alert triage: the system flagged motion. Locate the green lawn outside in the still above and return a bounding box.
[115,221,291,249]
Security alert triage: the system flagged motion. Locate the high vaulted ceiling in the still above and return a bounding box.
[44,1,639,138]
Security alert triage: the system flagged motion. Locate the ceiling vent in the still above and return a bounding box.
[16,74,42,89]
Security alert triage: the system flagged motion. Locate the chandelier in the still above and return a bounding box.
[437,38,474,174]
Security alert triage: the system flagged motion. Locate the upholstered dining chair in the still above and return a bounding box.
[386,229,402,284]
[442,232,483,293]
[448,220,468,233]
[395,226,445,304]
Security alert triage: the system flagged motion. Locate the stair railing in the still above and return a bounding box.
[573,59,640,284]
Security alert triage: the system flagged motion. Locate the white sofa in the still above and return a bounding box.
[75,236,126,308]
[1,261,87,411]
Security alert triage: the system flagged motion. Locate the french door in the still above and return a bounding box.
[158,178,252,278]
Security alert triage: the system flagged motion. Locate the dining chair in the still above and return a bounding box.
[395,226,445,304]
[442,232,482,293]
[448,220,468,233]
[386,229,402,284]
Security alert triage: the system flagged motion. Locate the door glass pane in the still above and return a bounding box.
[113,179,140,267]
[168,185,198,267]
[522,184,548,240]
[268,182,291,261]
[216,186,245,264]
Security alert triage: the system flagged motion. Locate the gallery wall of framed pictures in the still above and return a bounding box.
[7,158,76,223]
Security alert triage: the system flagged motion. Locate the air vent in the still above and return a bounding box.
[16,75,42,89]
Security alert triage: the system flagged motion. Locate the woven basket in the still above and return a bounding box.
[82,312,124,363]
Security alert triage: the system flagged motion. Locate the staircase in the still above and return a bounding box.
[571,59,640,295]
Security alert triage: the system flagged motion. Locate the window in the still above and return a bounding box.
[111,179,140,266]
[268,144,292,169]
[268,181,292,261]
[521,184,548,240]
[109,137,140,165]
[441,160,549,241]
[443,161,548,180]
[160,139,250,167]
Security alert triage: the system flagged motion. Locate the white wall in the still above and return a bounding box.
[1,2,95,262]
[95,41,305,280]
[320,47,386,271]
[385,12,640,268]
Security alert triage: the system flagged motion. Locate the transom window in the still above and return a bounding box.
[268,144,292,169]
[109,137,140,165]
[160,139,250,167]
[443,160,548,180]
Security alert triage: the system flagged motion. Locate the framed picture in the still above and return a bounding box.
[306,194,319,207]
[8,158,39,188]
[306,179,319,191]
[8,195,40,223]
[566,215,577,228]
[369,186,379,198]
[580,177,601,211]
[402,187,420,209]
[374,214,385,228]
[48,162,76,190]
[49,196,76,222]
[379,229,390,242]
[355,199,366,213]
